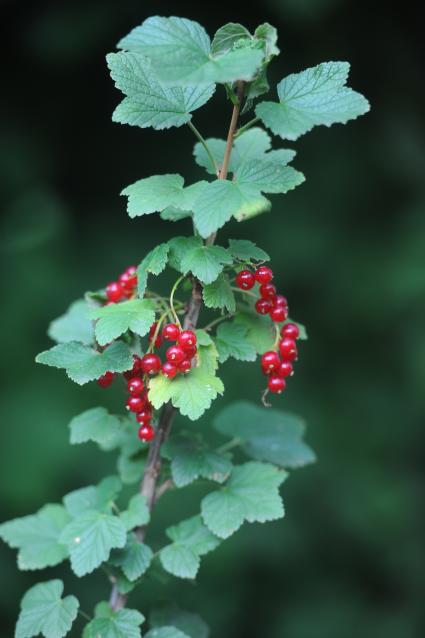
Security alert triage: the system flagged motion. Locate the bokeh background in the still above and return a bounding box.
[1,0,424,636]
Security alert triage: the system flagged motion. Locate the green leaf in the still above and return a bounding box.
[228,239,269,262]
[107,52,214,130]
[60,510,126,577]
[117,449,145,485]
[254,23,280,59]
[167,236,203,272]
[235,158,305,194]
[111,535,153,581]
[90,299,155,346]
[163,435,232,488]
[136,242,169,297]
[69,407,124,450]
[145,629,190,638]
[202,275,236,313]
[215,321,257,363]
[195,329,213,346]
[122,174,184,218]
[234,309,274,353]
[150,605,209,638]
[118,17,263,85]
[192,180,241,238]
[214,401,316,468]
[211,23,251,55]
[36,340,133,385]
[160,207,192,222]
[63,476,122,518]
[201,462,286,539]
[47,300,94,345]
[148,344,224,420]
[159,515,220,579]
[119,494,150,531]
[16,580,78,638]
[0,505,70,571]
[193,138,226,175]
[256,61,370,140]
[83,607,144,638]
[180,244,232,284]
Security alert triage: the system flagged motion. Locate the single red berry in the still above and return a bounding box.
[183,345,197,359]
[278,361,293,378]
[162,323,180,341]
[123,355,141,379]
[255,265,273,284]
[178,358,192,373]
[166,345,186,364]
[148,322,163,348]
[235,270,255,290]
[162,361,178,379]
[138,424,155,442]
[97,371,114,388]
[255,298,272,315]
[126,395,145,413]
[178,330,197,350]
[279,338,298,361]
[136,409,152,425]
[140,353,161,375]
[281,322,300,340]
[259,283,276,300]
[127,376,144,396]
[268,375,286,394]
[106,281,123,303]
[123,266,137,287]
[119,271,135,292]
[261,351,281,374]
[273,295,288,308]
[270,306,288,323]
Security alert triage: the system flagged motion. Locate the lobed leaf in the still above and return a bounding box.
[215,321,257,363]
[163,434,232,488]
[111,535,153,581]
[150,605,210,638]
[83,606,144,638]
[16,580,78,638]
[90,298,156,346]
[69,407,125,450]
[47,299,94,345]
[180,244,233,284]
[202,274,236,313]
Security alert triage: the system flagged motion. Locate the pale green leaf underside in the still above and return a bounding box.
[137,242,169,297]
[69,407,124,450]
[163,435,232,488]
[48,300,94,346]
[180,244,232,284]
[202,275,236,313]
[83,608,144,638]
[211,22,251,55]
[90,298,155,346]
[256,61,370,140]
[215,321,257,363]
[16,580,78,638]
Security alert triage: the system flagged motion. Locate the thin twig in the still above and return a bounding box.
[234,116,260,138]
[187,121,219,175]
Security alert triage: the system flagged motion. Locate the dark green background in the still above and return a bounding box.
[1,0,424,636]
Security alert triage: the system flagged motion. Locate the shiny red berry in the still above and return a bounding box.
[235,270,255,290]
[123,355,141,379]
[119,271,135,292]
[127,377,144,396]
[178,330,197,350]
[140,353,161,375]
[281,323,300,340]
[279,338,298,361]
[273,295,288,308]
[148,322,163,348]
[106,282,123,303]
[261,351,280,374]
[268,376,286,394]
[278,361,293,378]
[162,323,180,341]
[136,409,152,425]
[126,395,145,413]
[138,424,155,442]
[162,361,178,379]
[259,283,276,300]
[255,266,273,284]
[166,345,186,364]
[97,371,114,388]
[178,358,192,373]
[183,345,197,359]
[255,298,272,315]
[270,306,288,323]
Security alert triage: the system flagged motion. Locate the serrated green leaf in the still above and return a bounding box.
[16,580,78,638]
[211,23,251,55]
[150,605,209,638]
[63,476,122,518]
[163,435,232,488]
[90,298,155,346]
[159,515,220,579]
[119,494,150,531]
[228,239,269,262]
[117,449,145,485]
[193,138,226,175]
[136,243,169,297]
[36,341,133,385]
[160,207,192,222]
[118,17,263,85]
[234,309,274,353]
[83,608,144,638]
[180,244,232,284]
[236,158,305,194]
[192,180,240,237]
[145,629,189,638]
[202,275,236,313]
[111,535,153,581]
[107,51,214,130]
[0,505,70,571]
[69,407,124,450]
[47,300,94,346]
[201,462,286,539]
[256,61,370,140]
[122,174,184,218]
[195,329,213,346]
[215,321,257,363]
[254,23,279,59]
[214,401,316,468]
[167,236,203,272]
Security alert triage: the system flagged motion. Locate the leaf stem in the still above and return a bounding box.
[203,313,234,332]
[217,437,243,454]
[169,275,185,326]
[230,286,258,299]
[187,121,219,175]
[234,116,260,138]
[78,609,92,622]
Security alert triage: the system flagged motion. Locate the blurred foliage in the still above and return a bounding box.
[0,0,424,636]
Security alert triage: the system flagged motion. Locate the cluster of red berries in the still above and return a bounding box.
[261,322,300,394]
[105,265,138,303]
[235,265,288,323]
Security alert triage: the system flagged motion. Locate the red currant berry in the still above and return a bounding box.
[278,361,293,378]
[178,330,197,351]
[183,345,197,359]
[270,306,288,323]
[138,424,155,442]
[279,338,298,361]
[106,281,123,303]
[255,265,273,284]
[255,298,272,315]
[273,295,288,308]
[97,371,114,388]
[119,272,134,292]
[162,323,180,341]
[166,345,186,364]
[281,322,300,340]
[136,408,152,425]
[235,270,255,290]
[123,355,141,379]
[127,377,144,396]
[268,375,286,394]
[162,361,178,379]
[178,358,192,373]
[259,283,276,300]
[261,351,280,374]
[126,395,145,413]
[148,322,163,348]
[140,353,161,375]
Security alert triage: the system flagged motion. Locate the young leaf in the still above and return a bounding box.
[111,535,153,581]
[203,274,236,313]
[107,51,215,130]
[48,300,94,345]
[235,158,305,194]
[90,299,155,346]
[215,401,316,468]
[137,242,170,296]
[159,515,220,579]
[145,629,189,638]
[254,23,279,59]
[234,309,275,353]
[60,510,127,576]
[83,607,144,638]
[192,180,241,237]
[215,321,257,363]
[256,61,370,140]
[36,340,133,385]
[167,236,203,272]
[119,494,150,531]
[63,476,122,518]
[118,17,263,84]
[0,504,70,571]
[211,23,251,55]
[69,407,124,450]
[15,580,78,638]
[150,605,210,638]
[201,462,286,539]
[180,244,232,284]
[122,174,184,218]
[228,239,269,262]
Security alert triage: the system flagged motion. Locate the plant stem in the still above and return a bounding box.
[203,313,234,331]
[187,121,219,175]
[230,286,258,298]
[217,437,243,454]
[169,274,185,326]
[234,116,260,138]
